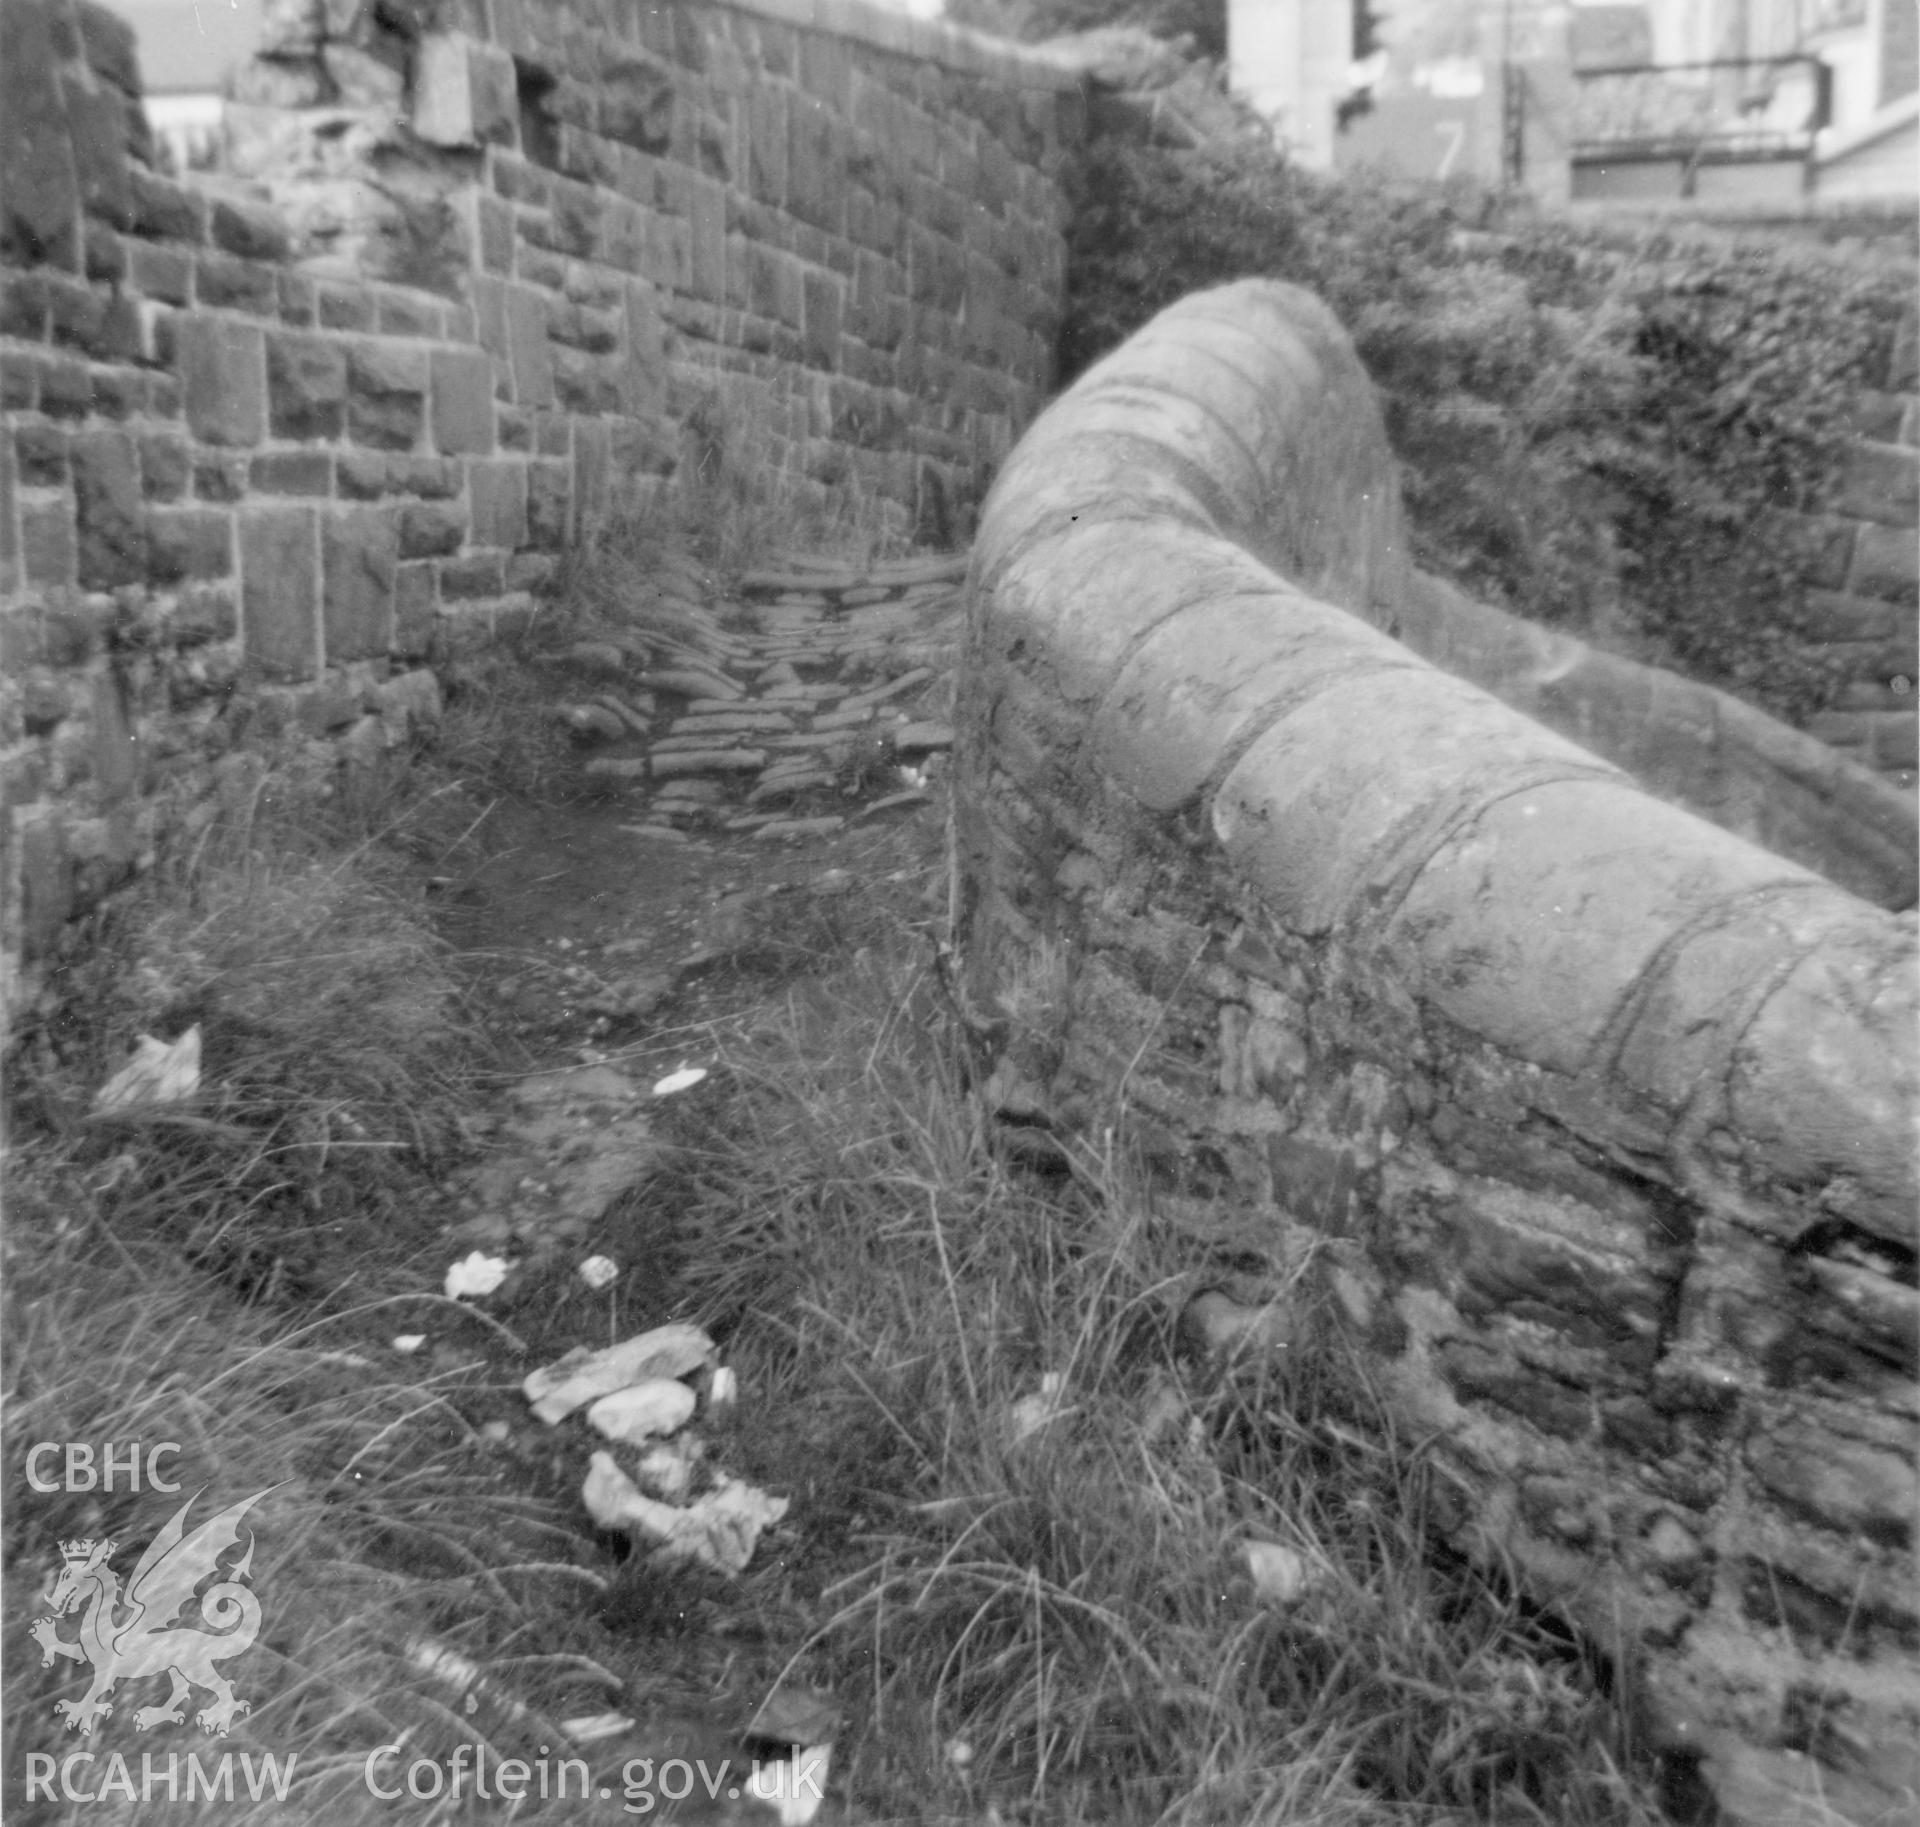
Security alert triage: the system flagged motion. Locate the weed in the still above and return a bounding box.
[7,529,1668,1827]
[668,379,914,579]
[1,1194,611,1824]
[643,895,1667,1827]
[9,761,487,1309]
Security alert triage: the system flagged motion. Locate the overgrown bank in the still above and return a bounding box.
[1059,126,1916,730]
[5,519,1677,1827]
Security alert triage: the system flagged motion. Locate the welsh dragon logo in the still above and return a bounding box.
[29,1487,270,1736]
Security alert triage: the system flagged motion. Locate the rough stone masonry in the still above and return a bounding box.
[0,0,1083,1016]
[951,279,1919,1827]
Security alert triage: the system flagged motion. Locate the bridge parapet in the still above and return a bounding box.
[951,278,1920,1826]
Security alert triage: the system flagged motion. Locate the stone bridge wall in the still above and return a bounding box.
[1795,322,1919,786]
[1383,568,1918,912]
[950,279,1919,1827]
[0,0,1082,1014]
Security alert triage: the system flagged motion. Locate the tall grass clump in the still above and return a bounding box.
[2,743,622,1824]
[669,378,916,579]
[645,869,1669,1827]
[2,1195,614,1824]
[9,758,489,1305]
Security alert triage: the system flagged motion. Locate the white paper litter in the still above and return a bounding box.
[524,1322,715,1425]
[1008,1371,1067,1445]
[560,1713,635,1745]
[747,1685,841,1748]
[1184,1289,1295,1358]
[747,1745,831,1827]
[1244,1539,1319,1606]
[582,1452,788,1573]
[651,1065,708,1097]
[635,1438,697,1500]
[586,1377,697,1446]
[444,1252,514,1299]
[707,1364,737,1418]
[93,1026,201,1113]
[577,1254,620,1290]
[392,1335,427,1354]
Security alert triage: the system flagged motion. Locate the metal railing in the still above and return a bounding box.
[1572,55,1832,164]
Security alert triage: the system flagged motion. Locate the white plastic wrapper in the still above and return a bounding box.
[582,1453,788,1573]
[523,1323,715,1424]
[93,1027,202,1112]
[1244,1539,1320,1606]
[585,1378,696,1446]
[444,1252,513,1299]
[576,1254,620,1290]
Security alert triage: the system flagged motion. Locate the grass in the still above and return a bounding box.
[639,926,1669,1827]
[9,752,488,1306]
[2,780,1669,1827]
[2,1201,615,1822]
[2,730,622,1822]
[6,453,1667,1823]
[667,376,920,581]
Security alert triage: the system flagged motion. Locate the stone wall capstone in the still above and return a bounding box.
[1383,568,1918,911]
[0,0,1084,1019]
[950,277,1920,1827]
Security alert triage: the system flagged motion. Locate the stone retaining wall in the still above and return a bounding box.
[229,0,1082,527]
[1796,327,1920,786]
[950,278,1919,1826]
[0,0,1082,1018]
[1385,569,1918,911]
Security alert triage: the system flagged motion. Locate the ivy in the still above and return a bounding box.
[1059,134,1911,724]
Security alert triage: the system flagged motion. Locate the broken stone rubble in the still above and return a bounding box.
[535,553,966,847]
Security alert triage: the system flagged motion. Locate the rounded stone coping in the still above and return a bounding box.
[1392,568,1919,912]
[966,277,1917,1218]
[713,0,1087,89]
[957,277,1920,1825]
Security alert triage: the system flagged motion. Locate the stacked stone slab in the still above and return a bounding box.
[0,0,1081,1016]
[951,279,1918,1826]
[559,551,963,841]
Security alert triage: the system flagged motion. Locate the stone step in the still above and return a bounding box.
[754,815,846,840]
[890,721,954,753]
[666,709,798,736]
[840,667,933,713]
[650,748,767,778]
[811,704,884,732]
[642,667,743,700]
[757,683,846,705]
[766,729,865,751]
[748,769,835,804]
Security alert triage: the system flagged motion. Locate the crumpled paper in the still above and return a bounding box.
[585,1378,696,1446]
[748,1745,831,1826]
[583,1452,788,1573]
[1008,1371,1067,1445]
[93,1027,202,1113]
[524,1323,714,1425]
[1244,1539,1321,1607]
[445,1251,514,1299]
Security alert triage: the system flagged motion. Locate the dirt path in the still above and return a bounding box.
[402,551,969,1825]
